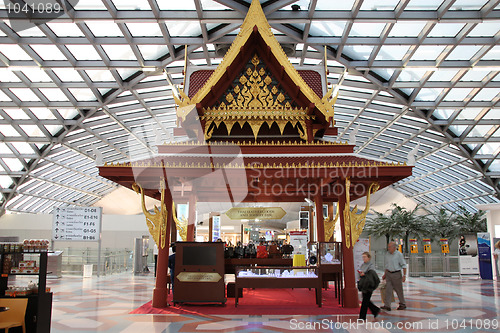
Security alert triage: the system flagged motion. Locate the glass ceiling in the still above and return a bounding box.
[0,0,499,215]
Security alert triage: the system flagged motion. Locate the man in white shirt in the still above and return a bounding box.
[381,242,407,311]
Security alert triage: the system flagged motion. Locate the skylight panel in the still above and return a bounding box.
[0,125,20,137]
[137,45,169,61]
[51,68,85,82]
[85,21,124,37]
[342,45,373,60]
[165,22,201,37]
[472,88,499,101]
[101,45,137,61]
[482,46,500,60]
[74,0,107,10]
[410,45,446,61]
[397,69,428,81]
[85,70,115,82]
[47,23,85,37]
[30,108,56,120]
[427,70,458,81]
[316,0,355,10]
[450,0,488,10]
[19,125,45,137]
[14,26,46,37]
[375,46,410,61]
[66,45,102,61]
[0,69,22,82]
[44,125,63,136]
[389,22,427,37]
[201,0,230,10]
[112,0,151,10]
[126,23,163,37]
[0,91,11,102]
[477,143,500,155]
[460,70,490,81]
[158,0,196,10]
[68,89,96,101]
[489,160,500,171]
[446,45,482,61]
[0,45,33,60]
[309,22,346,36]
[415,88,442,101]
[21,68,52,82]
[4,109,29,120]
[468,125,493,137]
[9,88,40,101]
[428,23,466,37]
[0,176,13,188]
[360,0,399,10]
[443,88,473,101]
[484,109,500,119]
[349,23,386,37]
[39,88,69,102]
[405,0,442,10]
[457,108,482,119]
[30,45,67,61]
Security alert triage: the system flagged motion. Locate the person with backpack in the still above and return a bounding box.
[357,251,380,320]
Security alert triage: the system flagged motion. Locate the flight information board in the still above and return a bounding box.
[52,207,102,241]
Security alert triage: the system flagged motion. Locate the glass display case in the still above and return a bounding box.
[234,266,322,307]
[319,242,342,265]
[236,266,318,278]
[308,242,318,266]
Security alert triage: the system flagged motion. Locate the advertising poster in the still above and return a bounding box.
[212,215,221,242]
[458,234,479,275]
[494,238,500,277]
[289,230,308,255]
[354,238,370,280]
[477,232,493,280]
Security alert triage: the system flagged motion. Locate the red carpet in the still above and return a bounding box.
[130,288,359,315]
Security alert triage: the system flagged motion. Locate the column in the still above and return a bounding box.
[338,182,359,308]
[187,194,196,241]
[315,194,325,243]
[152,189,172,308]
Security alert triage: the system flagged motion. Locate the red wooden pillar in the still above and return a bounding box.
[187,194,196,241]
[338,181,359,308]
[152,190,172,308]
[315,194,325,243]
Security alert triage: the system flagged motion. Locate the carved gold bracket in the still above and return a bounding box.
[343,178,380,248]
[132,180,169,249]
[324,205,339,242]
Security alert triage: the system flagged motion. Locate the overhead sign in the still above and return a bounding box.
[225,207,286,220]
[52,207,102,241]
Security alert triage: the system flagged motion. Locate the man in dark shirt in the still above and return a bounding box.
[168,243,176,292]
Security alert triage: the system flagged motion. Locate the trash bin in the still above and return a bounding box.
[83,264,93,278]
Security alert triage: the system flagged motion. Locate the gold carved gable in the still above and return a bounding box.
[216,54,294,110]
[200,54,314,141]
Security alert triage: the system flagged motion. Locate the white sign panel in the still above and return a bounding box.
[52,207,102,241]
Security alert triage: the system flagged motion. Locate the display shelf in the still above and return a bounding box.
[0,251,52,332]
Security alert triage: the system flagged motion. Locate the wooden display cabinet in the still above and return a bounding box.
[173,242,226,305]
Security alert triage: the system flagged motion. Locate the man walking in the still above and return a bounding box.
[381,242,407,311]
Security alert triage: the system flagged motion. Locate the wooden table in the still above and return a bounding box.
[235,266,322,307]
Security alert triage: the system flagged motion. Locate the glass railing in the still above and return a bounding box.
[55,247,153,276]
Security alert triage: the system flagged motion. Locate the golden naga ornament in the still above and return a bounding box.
[132,181,168,249]
[343,178,380,248]
[324,205,340,242]
[172,202,188,241]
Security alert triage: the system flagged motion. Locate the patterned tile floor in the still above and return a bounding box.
[47,273,500,332]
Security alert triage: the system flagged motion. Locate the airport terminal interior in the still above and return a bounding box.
[1,0,500,332]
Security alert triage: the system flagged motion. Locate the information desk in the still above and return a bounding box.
[234,266,322,307]
[225,258,293,274]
